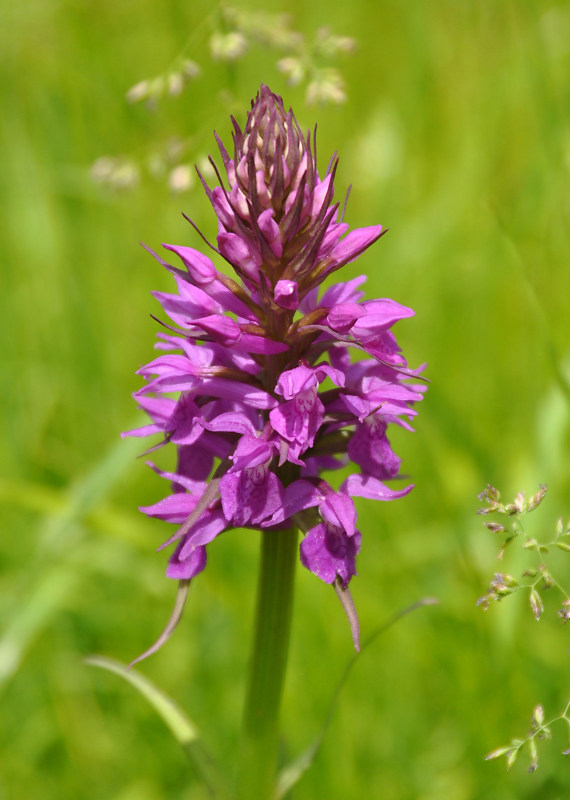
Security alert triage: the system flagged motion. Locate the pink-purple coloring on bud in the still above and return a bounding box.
[126,85,425,614]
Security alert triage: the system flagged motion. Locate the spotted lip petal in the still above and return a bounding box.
[300,522,361,587]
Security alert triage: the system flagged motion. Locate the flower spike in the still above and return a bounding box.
[126,85,425,654]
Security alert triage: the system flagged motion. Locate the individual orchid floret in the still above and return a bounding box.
[348,413,401,480]
[270,363,343,458]
[300,520,361,588]
[274,279,298,309]
[219,434,284,527]
[125,85,426,654]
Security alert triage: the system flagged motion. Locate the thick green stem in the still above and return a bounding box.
[237,528,298,799]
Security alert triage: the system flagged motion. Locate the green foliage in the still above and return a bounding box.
[1,0,569,798]
[86,655,232,798]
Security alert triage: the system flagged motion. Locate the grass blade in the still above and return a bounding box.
[86,655,232,798]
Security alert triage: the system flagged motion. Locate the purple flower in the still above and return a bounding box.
[125,85,425,648]
[269,363,343,460]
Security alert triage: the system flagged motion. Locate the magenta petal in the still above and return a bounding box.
[348,420,401,480]
[198,377,277,410]
[320,276,367,307]
[258,209,283,257]
[153,281,218,322]
[179,511,227,557]
[352,299,415,336]
[313,362,345,387]
[275,364,318,398]
[162,244,216,285]
[220,466,284,526]
[274,279,298,310]
[229,434,274,472]
[327,303,365,334]
[330,225,384,267]
[236,333,289,354]
[218,232,261,276]
[164,242,258,320]
[176,445,214,491]
[197,411,257,437]
[342,473,414,501]
[146,459,208,495]
[122,422,164,438]
[137,352,198,378]
[133,394,176,419]
[300,522,361,586]
[140,493,198,523]
[166,542,207,579]
[269,391,323,449]
[319,220,349,258]
[320,492,357,537]
[192,315,242,345]
[311,174,332,218]
[264,479,322,525]
[211,186,236,229]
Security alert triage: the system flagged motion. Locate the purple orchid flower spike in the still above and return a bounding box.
[125,85,426,658]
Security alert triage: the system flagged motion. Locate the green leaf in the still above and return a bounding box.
[86,655,231,799]
[274,597,438,799]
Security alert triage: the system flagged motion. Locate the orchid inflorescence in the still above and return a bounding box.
[125,85,425,653]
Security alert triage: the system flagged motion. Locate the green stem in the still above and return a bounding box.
[237,528,298,799]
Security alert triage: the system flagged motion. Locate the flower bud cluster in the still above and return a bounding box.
[126,86,425,594]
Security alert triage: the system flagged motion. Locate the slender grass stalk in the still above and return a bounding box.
[237,528,298,799]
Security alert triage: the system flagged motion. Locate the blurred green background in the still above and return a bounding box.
[1,0,569,797]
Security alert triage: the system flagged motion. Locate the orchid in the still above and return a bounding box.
[125,83,425,798]
[126,84,425,642]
